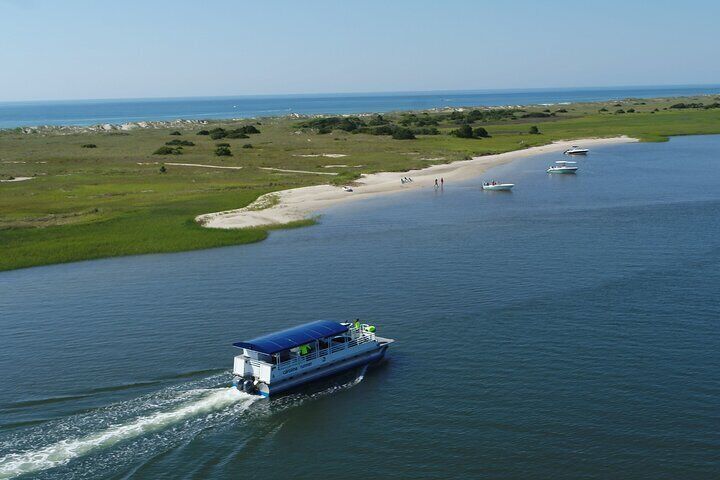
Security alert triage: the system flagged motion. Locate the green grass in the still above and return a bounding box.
[2,95,720,271]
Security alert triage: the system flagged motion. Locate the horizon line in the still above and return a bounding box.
[2,83,719,106]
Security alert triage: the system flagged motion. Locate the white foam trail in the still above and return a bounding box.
[0,388,255,479]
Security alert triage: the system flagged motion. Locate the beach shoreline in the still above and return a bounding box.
[197,136,637,230]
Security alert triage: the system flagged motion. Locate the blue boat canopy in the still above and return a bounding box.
[233,320,349,355]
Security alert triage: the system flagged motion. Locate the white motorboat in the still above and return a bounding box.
[564,146,589,155]
[482,182,514,191]
[232,320,393,397]
[547,160,578,174]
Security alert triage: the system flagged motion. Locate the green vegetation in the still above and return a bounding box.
[3,94,720,271]
[169,131,182,136]
[215,145,233,156]
[529,125,540,134]
[81,143,97,148]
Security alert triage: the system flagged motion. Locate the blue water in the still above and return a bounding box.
[2,85,720,129]
[1,136,720,478]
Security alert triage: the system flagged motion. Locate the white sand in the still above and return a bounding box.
[197,137,636,230]
[0,176,34,183]
[137,162,243,170]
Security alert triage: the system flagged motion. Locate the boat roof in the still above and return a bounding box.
[233,320,349,354]
[556,160,577,164]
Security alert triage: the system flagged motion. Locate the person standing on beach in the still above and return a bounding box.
[434,179,439,188]
[441,178,444,187]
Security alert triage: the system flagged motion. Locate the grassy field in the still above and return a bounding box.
[2,95,720,271]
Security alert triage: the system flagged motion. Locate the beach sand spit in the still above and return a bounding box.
[197,137,636,230]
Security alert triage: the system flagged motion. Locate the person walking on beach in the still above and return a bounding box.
[434,178,439,188]
[440,177,444,187]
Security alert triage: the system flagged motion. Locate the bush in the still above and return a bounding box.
[215,145,232,156]
[555,108,568,113]
[521,112,552,118]
[210,131,226,140]
[159,165,167,173]
[528,125,540,134]
[225,130,249,139]
[242,144,253,148]
[197,130,210,135]
[153,146,182,155]
[169,131,182,136]
[599,107,608,112]
[165,139,195,146]
[81,143,97,148]
[626,108,635,113]
[216,142,230,147]
[391,128,416,140]
[453,124,475,138]
[615,109,625,114]
[473,127,490,138]
[240,125,261,134]
[317,126,332,134]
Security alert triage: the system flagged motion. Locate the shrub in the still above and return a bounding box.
[453,124,475,138]
[210,131,226,140]
[599,107,608,112]
[197,130,210,135]
[81,143,97,148]
[153,146,182,155]
[242,143,253,148]
[159,165,167,173]
[240,125,261,134]
[169,131,182,136]
[216,142,230,147]
[626,108,635,113]
[473,127,490,138]
[215,145,232,156]
[317,126,332,134]
[614,103,622,107]
[225,130,249,139]
[165,139,195,146]
[615,109,625,114]
[521,112,552,118]
[528,125,540,134]
[391,128,416,140]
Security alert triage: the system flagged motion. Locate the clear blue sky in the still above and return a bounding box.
[1,0,718,101]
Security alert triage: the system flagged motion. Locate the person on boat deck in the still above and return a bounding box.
[299,344,311,356]
[354,318,361,330]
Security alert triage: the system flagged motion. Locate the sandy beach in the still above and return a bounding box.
[197,137,637,230]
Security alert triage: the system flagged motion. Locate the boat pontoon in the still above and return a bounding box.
[564,146,589,155]
[547,160,578,174]
[232,320,393,397]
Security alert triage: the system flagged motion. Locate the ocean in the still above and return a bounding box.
[1,85,720,129]
[1,135,718,479]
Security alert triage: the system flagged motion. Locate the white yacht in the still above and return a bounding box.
[482,182,514,191]
[232,320,393,397]
[547,160,578,174]
[564,146,589,155]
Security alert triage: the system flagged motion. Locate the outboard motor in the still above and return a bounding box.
[242,379,256,394]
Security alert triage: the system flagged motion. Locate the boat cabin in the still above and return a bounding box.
[232,320,376,384]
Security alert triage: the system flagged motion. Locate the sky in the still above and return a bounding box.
[0,0,719,102]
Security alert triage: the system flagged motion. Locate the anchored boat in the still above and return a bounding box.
[232,320,393,397]
[482,182,514,191]
[564,146,589,155]
[547,160,578,174]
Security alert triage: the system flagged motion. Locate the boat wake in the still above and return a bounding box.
[0,367,371,479]
[0,375,257,480]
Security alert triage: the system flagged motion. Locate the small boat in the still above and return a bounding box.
[342,186,353,192]
[482,182,514,191]
[547,160,578,174]
[232,320,394,397]
[564,146,589,155]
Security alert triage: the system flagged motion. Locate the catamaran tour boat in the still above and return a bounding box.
[482,181,514,191]
[232,320,393,397]
[564,146,589,155]
[547,160,578,174]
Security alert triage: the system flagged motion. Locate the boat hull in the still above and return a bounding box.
[547,167,578,174]
[256,342,390,397]
[482,184,514,191]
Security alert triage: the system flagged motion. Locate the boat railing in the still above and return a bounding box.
[273,330,375,370]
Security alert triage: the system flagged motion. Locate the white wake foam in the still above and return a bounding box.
[0,388,255,479]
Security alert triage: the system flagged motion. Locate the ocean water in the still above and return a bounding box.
[1,85,720,129]
[1,136,719,479]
